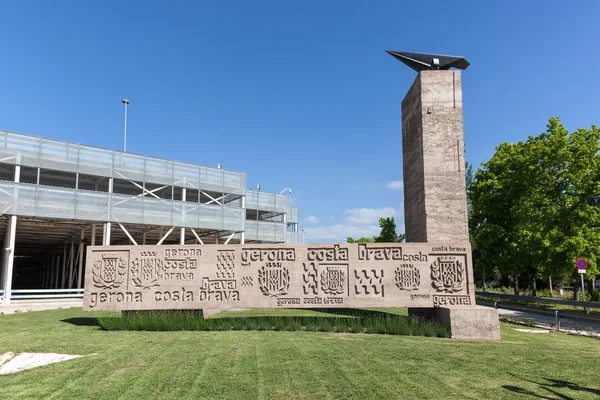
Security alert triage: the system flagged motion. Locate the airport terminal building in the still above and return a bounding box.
[0,130,299,304]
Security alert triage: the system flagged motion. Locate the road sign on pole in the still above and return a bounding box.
[576,258,588,310]
[576,258,588,270]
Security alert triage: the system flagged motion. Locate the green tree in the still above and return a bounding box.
[346,236,375,243]
[469,117,600,296]
[465,161,474,217]
[375,217,406,243]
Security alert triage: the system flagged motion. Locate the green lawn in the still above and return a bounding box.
[1,308,599,400]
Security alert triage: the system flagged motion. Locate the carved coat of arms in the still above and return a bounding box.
[394,264,420,291]
[131,257,164,290]
[257,262,290,297]
[320,266,346,295]
[92,255,127,289]
[430,257,464,292]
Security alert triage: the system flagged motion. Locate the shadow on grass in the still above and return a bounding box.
[503,376,600,400]
[95,308,450,338]
[542,379,600,396]
[61,317,100,327]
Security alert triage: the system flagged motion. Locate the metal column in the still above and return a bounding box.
[1,215,17,304]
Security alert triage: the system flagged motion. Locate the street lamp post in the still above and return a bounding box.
[301,228,306,244]
[280,188,292,194]
[122,98,130,152]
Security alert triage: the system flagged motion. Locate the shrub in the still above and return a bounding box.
[537,289,552,297]
[97,310,451,338]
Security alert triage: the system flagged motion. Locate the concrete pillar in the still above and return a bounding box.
[240,195,246,245]
[61,242,67,288]
[91,224,97,246]
[49,251,54,289]
[1,164,20,303]
[77,229,85,288]
[142,232,147,245]
[103,223,111,246]
[45,254,50,288]
[54,251,60,289]
[402,70,469,242]
[401,70,499,339]
[180,187,186,245]
[47,255,51,287]
[67,238,74,288]
[1,215,17,304]
[104,177,113,246]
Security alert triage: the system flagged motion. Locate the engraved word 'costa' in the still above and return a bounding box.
[307,244,349,261]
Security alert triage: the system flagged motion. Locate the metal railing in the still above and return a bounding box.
[0,130,247,194]
[245,220,287,242]
[476,291,600,309]
[246,190,287,214]
[0,288,84,300]
[0,130,296,228]
[286,206,299,223]
[0,182,246,231]
[286,231,299,244]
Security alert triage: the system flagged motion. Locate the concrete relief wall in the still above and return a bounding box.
[83,243,475,311]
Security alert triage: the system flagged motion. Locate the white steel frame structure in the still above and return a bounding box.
[0,130,299,304]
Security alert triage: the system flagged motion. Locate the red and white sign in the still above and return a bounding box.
[576,258,587,274]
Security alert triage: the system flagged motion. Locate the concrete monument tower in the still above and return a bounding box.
[387,51,500,339]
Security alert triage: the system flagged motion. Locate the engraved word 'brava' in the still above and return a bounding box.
[358,244,428,262]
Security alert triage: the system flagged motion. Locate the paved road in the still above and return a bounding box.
[479,304,600,336]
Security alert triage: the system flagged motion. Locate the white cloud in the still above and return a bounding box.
[344,207,397,225]
[386,180,404,191]
[304,223,380,243]
[303,206,405,243]
[303,215,320,224]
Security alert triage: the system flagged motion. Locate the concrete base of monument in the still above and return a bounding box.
[408,306,501,340]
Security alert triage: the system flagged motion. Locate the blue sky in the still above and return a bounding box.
[1,1,598,243]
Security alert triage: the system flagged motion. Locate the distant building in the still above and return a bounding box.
[0,130,298,303]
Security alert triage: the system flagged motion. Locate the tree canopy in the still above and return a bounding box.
[346,237,375,243]
[469,117,600,293]
[375,217,406,243]
[347,217,406,244]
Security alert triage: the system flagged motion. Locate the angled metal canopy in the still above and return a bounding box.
[385,50,470,72]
